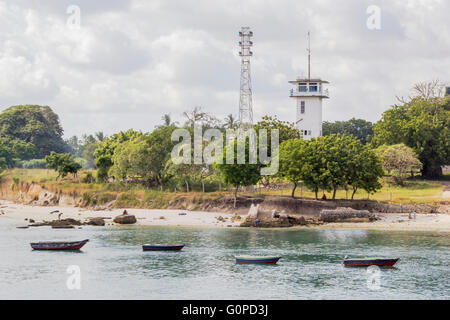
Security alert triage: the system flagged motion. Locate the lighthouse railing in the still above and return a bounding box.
[290,88,329,98]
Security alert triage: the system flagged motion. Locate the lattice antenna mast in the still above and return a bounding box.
[238,27,254,128]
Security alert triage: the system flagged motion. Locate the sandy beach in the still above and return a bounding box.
[0,200,240,228]
[0,200,449,231]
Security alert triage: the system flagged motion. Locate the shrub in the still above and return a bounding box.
[81,172,95,183]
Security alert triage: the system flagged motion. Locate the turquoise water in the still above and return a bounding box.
[0,217,449,299]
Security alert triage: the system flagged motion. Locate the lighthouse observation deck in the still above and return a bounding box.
[289,78,329,98]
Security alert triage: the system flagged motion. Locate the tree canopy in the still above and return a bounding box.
[372,95,450,178]
[375,144,422,185]
[0,105,68,159]
[214,138,262,207]
[278,134,383,199]
[322,118,374,144]
[45,152,82,179]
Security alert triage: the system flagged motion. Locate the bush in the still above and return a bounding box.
[81,172,95,183]
[19,159,47,169]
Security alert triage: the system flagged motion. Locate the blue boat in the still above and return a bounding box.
[142,244,185,251]
[235,255,281,264]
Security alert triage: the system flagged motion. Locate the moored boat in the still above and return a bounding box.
[235,255,281,264]
[343,256,399,267]
[142,244,185,251]
[30,239,89,251]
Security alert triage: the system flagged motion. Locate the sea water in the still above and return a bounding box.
[0,217,448,299]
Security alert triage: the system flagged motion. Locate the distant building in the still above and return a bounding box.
[446,86,450,96]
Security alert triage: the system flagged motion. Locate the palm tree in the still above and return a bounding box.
[224,114,238,129]
[161,114,178,127]
[95,131,105,142]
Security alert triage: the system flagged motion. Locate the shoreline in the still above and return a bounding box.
[1,200,449,232]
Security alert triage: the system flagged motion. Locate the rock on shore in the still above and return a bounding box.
[319,207,378,222]
[113,214,137,224]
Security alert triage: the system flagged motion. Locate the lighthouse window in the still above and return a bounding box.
[309,83,318,92]
[300,101,305,114]
[304,130,308,136]
[298,83,307,92]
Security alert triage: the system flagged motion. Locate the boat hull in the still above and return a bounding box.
[344,258,399,267]
[142,244,185,251]
[235,256,281,264]
[30,239,89,251]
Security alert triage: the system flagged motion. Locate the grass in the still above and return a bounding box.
[1,168,447,206]
[244,179,446,204]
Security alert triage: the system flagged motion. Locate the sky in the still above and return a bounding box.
[0,0,449,138]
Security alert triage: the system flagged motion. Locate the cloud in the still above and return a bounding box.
[0,0,448,138]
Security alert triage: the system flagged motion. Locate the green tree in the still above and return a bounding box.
[254,115,301,144]
[375,144,422,185]
[322,118,374,144]
[160,114,179,127]
[183,106,220,129]
[95,155,113,182]
[0,105,68,158]
[0,157,7,173]
[108,126,177,186]
[45,152,82,179]
[214,139,261,207]
[347,146,383,199]
[372,94,450,178]
[223,114,239,129]
[278,139,307,197]
[93,129,143,181]
[279,134,383,200]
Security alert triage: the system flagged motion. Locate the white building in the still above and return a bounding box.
[289,78,329,140]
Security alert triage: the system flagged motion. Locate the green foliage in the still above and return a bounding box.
[19,159,47,169]
[0,105,68,159]
[214,138,261,206]
[279,134,383,199]
[108,126,177,186]
[278,139,307,197]
[81,172,95,183]
[323,118,374,144]
[254,115,301,145]
[45,152,82,179]
[0,157,7,172]
[95,155,113,182]
[347,146,384,199]
[372,95,450,178]
[375,144,422,185]
[66,133,104,168]
[93,129,143,181]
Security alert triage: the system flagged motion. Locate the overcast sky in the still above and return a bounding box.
[1,0,449,138]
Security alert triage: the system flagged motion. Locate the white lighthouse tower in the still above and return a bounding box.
[289,32,329,140]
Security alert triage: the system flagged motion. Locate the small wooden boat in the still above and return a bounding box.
[235,255,281,264]
[30,239,89,251]
[142,244,185,251]
[343,256,399,267]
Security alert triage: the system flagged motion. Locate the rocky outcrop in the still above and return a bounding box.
[319,207,378,222]
[86,217,106,226]
[49,218,82,227]
[113,214,137,224]
[239,205,312,228]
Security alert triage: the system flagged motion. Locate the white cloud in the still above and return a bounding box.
[0,0,448,137]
